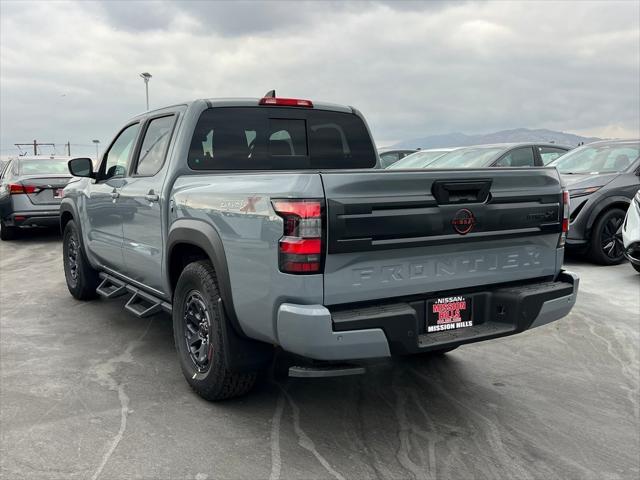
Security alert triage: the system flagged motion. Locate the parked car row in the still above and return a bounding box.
[1,129,638,274]
[386,142,570,170]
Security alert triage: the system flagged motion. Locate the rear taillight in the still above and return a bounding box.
[259,97,314,107]
[559,189,570,246]
[272,199,324,274]
[8,183,38,195]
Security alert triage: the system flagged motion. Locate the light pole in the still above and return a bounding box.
[92,139,100,160]
[140,72,152,110]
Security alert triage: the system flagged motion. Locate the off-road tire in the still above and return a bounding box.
[63,220,99,300]
[0,220,17,241]
[173,260,257,401]
[588,208,626,265]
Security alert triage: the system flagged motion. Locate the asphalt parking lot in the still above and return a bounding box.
[1,231,638,480]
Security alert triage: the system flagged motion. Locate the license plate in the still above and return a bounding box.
[54,188,64,199]
[427,296,473,333]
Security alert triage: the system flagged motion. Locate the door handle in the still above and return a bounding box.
[145,191,159,202]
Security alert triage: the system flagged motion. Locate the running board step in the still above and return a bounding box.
[124,289,164,318]
[96,272,172,317]
[288,364,366,378]
[96,274,127,298]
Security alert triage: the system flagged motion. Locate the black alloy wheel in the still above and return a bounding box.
[62,220,99,300]
[66,231,80,287]
[589,208,627,265]
[600,215,624,261]
[183,291,212,373]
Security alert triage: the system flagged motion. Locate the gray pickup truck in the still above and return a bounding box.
[61,94,579,400]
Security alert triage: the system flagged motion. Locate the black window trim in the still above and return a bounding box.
[96,121,141,183]
[129,113,178,178]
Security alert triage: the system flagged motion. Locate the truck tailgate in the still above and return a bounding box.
[321,168,564,305]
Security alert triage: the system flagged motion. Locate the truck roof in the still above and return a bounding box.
[132,97,354,120]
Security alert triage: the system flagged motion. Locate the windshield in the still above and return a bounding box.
[427,147,504,168]
[550,143,640,174]
[387,150,449,169]
[19,159,70,175]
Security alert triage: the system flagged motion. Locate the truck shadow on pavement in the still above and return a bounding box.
[130,309,601,480]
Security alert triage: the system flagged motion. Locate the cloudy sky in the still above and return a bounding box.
[1,0,639,157]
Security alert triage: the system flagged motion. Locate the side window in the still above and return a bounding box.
[495,147,536,167]
[380,152,399,168]
[135,116,175,176]
[538,146,567,165]
[101,123,140,180]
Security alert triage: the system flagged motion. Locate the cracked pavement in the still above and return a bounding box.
[1,231,639,480]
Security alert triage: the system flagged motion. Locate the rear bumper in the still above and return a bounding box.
[276,271,579,361]
[5,211,60,228]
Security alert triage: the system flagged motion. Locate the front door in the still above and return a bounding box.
[85,123,140,270]
[119,114,177,294]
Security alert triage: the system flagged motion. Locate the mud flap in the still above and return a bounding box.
[217,298,274,373]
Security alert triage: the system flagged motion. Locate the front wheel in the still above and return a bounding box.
[63,220,99,300]
[173,261,257,401]
[633,263,640,274]
[588,208,626,265]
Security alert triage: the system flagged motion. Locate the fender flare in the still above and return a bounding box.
[167,218,273,372]
[59,199,78,233]
[167,218,243,334]
[585,195,631,232]
[59,199,95,267]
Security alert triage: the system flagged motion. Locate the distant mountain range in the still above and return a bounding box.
[390,128,601,150]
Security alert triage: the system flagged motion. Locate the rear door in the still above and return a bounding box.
[321,168,563,305]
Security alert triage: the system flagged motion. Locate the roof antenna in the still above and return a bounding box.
[263,89,276,98]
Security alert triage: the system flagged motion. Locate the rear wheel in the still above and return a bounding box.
[0,220,17,241]
[589,208,626,265]
[173,261,257,401]
[63,220,99,300]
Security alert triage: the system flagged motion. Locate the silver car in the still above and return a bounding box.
[0,156,74,240]
[386,148,456,169]
[622,189,640,273]
[424,142,570,169]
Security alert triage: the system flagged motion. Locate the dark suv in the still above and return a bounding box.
[549,139,640,264]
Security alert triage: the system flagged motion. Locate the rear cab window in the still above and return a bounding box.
[188,107,376,170]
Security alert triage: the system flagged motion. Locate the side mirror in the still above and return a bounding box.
[68,158,95,178]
